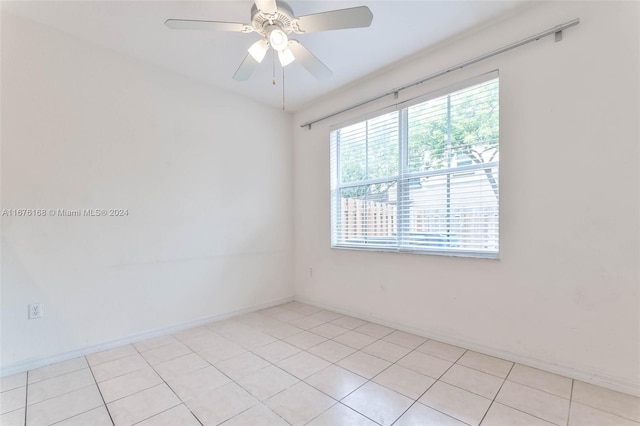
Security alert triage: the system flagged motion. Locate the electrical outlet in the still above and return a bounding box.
[309,267,313,277]
[28,303,43,319]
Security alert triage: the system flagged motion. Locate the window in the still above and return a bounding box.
[330,76,499,258]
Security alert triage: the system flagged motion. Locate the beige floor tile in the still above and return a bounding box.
[308,340,356,363]
[1,386,25,415]
[279,301,302,309]
[394,402,467,426]
[373,364,435,399]
[0,407,25,426]
[440,364,504,399]
[236,312,272,328]
[397,351,452,379]
[282,302,323,316]
[227,330,278,350]
[362,340,411,363]
[238,314,280,328]
[0,372,27,392]
[28,368,96,405]
[355,323,395,339]
[236,365,299,401]
[216,352,270,381]
[482,402,556,426]
[134,334,179,353]
[28,358,88,384]
[206,319,246,335]
[337,351,391,379]
[249,315,285,328]
[252,340,301,363]
[278,351,331,379]
[265,381,336,426]
[54,405,112,426]
[284,331,327,350]
[310,310,344,322]
[179,332,228,353]
[457,352,513,378]
[172,326,213,342]
[306,403,378,426]
[91,353,148,382]
[223,403,290,426]
[343,381,413,426]
[383,331,427,349]
[241,328,284,346]
[288,316,326,330]
[330,316,368,330]
[22,305,632,426]
[165,365,230,402]
[136,404,200,426]
[495,380,569,425]
[86,345,137,366]
[261,322,303,339]
[197,340,247,364]
[271,310,304,322]
[569,401,640,426]
[260,307,291,318]
[305,365,367,400]
[572,380,640,422]
[419,381,491,426]
[26,384,103,426]
[107,383,180,426]
[140,342,192,366]
[309,323,350,339]
[507,364,572,399]
[416,340,466,362]
[98,367,163,403]
[333,331,378,350]
[186,382,258,425]
[154,353,208,381]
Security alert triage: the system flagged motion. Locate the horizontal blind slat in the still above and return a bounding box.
[331,77,499,255]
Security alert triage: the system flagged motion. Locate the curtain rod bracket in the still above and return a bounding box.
[555,30,563,42]
[393,91,399,100]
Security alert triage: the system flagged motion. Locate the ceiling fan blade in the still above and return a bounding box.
[255,0,277,15]
[294,6,373,33]
[288,40,332,80]
[165,19,252,32]
[233,54,260,81]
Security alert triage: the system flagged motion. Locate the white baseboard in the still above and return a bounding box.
[295,296,640,398]
[0,296,294,378]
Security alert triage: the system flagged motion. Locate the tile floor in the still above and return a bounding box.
[1,301,639,426]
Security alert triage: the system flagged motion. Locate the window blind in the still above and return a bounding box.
[330,76,499,258]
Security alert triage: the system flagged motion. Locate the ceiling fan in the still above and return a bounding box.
[165,0,373,81]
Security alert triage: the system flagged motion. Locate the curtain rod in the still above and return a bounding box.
[300,18,580,129]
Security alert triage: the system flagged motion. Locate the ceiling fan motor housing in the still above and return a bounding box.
[250,1,297,36]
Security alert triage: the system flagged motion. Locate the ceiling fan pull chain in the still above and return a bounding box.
[282,65,286,111]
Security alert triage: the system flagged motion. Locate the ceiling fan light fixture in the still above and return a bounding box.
[278,46,295,66]
[166,1,375,81]
[268,27,288,51]
[248,39,269,63]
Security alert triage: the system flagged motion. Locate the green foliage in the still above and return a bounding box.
[408,81,499,172]
[337,79,499,200]
[339,112,399,199]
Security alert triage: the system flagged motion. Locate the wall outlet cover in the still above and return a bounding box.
[29,303,43,319]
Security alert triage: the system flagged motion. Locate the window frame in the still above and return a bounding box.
[330,72,500,259]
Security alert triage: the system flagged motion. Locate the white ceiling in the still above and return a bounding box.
[3,0,528,111]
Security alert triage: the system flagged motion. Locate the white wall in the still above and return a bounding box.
[1,12,293,373]
[293,1,639,395]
